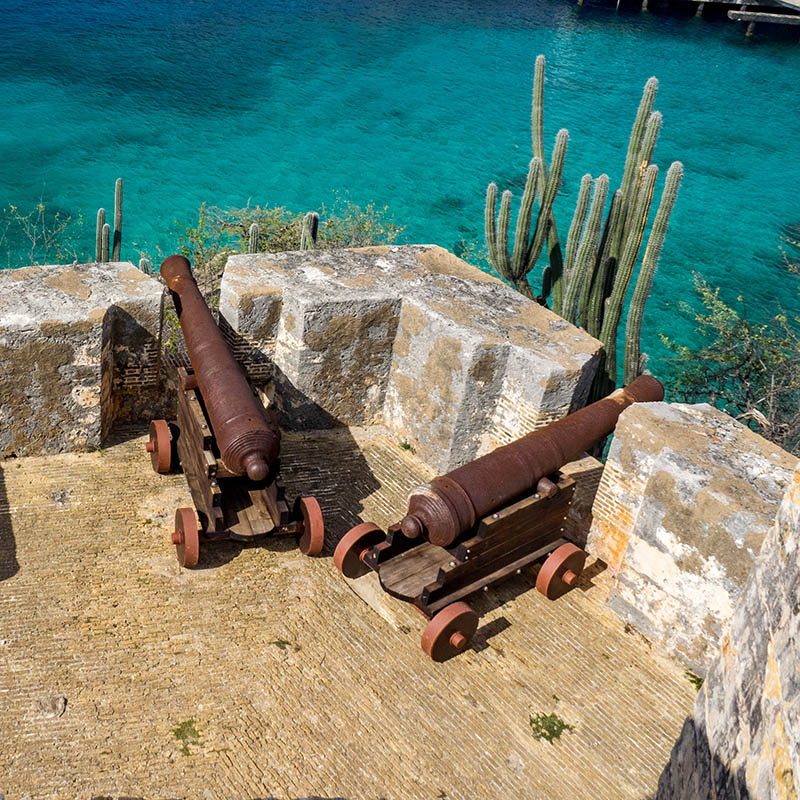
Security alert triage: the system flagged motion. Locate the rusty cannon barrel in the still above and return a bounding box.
[399,375,664,547]
[161,255,280,481]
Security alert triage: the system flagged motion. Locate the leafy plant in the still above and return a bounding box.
[0,202,85,267]
[685,669,704,690]
[663,272,800,455]
[529,711,574,743]
[172,718,200,756]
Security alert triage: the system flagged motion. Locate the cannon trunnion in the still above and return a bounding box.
[146,255,324,567]
[334,375,664,662]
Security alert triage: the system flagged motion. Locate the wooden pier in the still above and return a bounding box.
[585,0,800,34]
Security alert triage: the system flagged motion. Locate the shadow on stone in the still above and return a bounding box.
[103,305,176,448]
[654,715,751,800]
[574,557,607,592]
[0,464,18,582]
[471,615,513,652]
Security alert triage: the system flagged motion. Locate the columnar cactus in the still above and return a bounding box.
[623,161,684,384]
[595,164,660,399]
[484,60,682,399]
[553,173,591,317]
[101,223,110,262]
[300,211,319,250]
[248,222,259,254]
[95,208,105,262]
[561,174,609,325]
[112,178,122,262]
[485,128,567,299]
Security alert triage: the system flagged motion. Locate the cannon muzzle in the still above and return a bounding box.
[399,375,664,546]
[161,255,280,480]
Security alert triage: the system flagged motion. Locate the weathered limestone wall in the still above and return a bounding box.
[657,464,800,799]
[589,402,797,675]
[220,245,602,473]
[0,262,162,456]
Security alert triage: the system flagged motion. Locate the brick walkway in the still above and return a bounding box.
[0,428,695,800]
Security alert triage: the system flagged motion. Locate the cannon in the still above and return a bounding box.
[333,375,664,661]
[146,255,324,567]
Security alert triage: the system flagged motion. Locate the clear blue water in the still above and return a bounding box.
[2,0,799,377]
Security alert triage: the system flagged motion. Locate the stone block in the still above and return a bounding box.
[0,262,162,455]
[590,402,797,674]
[659,463,800,799]
[219,245,602,473]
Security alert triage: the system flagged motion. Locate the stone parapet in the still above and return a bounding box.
[589,401,797,674]
[0,262,163,456]
[219,245,602,473]
[657,464,800,799]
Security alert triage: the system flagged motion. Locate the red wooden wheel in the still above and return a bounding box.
[535,542,587,600]
[172,507,200,568]
[421,602,479,662]
[146,419,172,474]
[333,522,384,578]
[297,496,325,556]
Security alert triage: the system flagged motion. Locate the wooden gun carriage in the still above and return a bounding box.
[146,255,324,567]
[333,375,664,661]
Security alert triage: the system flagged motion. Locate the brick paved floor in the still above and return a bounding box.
[0,427,695,800]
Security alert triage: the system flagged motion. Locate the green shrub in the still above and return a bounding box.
[172,195,404,306]
[664,270,800,455]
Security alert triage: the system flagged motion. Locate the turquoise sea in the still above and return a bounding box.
[1,0,799,376]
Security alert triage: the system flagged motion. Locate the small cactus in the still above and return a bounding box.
[248,222,259,254]
[300,211,319,250]
[95,208,105,262]
[112,178,122,262]
[101,223,110,262]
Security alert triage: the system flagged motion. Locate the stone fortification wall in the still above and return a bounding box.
[0,262,162,456]
[219,244,602,473]
[588,401,797,675]
[657,464,800,799]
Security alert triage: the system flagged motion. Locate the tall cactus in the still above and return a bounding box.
[248,222,259,254]
[112,178,122,262]
[485,128,567,299]
[531,55,565,304]
[95,208,105,262]
[623,161,684,384]
[485,59,682,400]
[561,174,609,325]
[554,173,592,317]
[594,164,659,399]
[300,211,319,250]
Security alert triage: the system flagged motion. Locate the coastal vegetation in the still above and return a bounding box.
[664,260,800,456]
[0,201,84,268]
[485,55,683,400]
[167,196,403,305]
